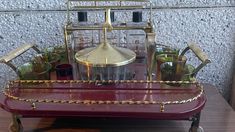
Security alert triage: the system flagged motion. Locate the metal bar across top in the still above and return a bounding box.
[68,0,148,2]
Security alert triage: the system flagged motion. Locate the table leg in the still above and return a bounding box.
[8,114,23,132]
[189,113,204,132]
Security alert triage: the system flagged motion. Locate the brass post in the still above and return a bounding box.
[64,25,70,63]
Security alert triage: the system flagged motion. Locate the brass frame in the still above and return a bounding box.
[64,0,156,80]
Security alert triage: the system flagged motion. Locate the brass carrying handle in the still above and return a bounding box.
[180,43,210,63]
[180,43,211,77]
[0,44,40,73]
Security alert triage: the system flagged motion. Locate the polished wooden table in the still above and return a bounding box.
[0,84,234,132]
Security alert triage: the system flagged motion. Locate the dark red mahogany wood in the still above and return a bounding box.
[0,62,206,121]
[0,80,206,120]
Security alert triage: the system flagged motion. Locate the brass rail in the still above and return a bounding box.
[2,80,204,112]
[65,22,152,31]
[72,6,145,9]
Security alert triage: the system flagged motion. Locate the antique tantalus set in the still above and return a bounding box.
[0,0,211,132]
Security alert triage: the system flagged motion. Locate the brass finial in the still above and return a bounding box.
[103,8,113,32]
